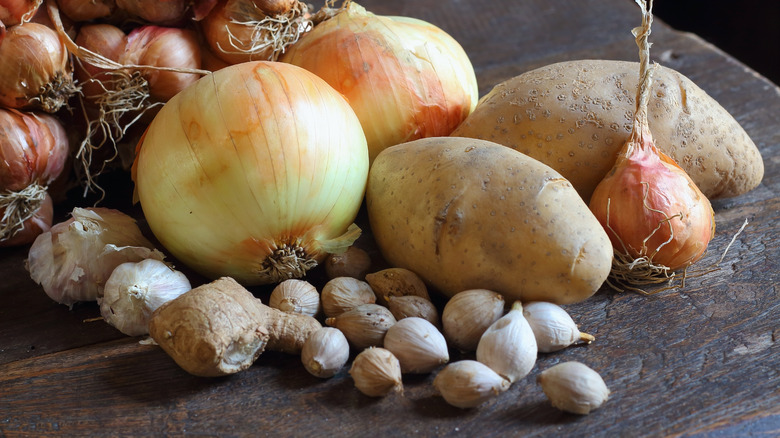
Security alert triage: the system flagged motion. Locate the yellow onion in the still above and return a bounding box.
[200,0,310,65]
[133,61,369,285]
[0,0,42,25]
[0,22,77,113]
[280,2,478,162]
[588,0,714,287]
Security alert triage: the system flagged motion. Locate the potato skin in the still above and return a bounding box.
[366,137,613,305]
[452,60,764,202]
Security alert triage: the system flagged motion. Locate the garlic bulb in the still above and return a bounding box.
[523,301,595,353]
[365,267,429,306]
[321,277,376,317]
[433,360,510,409]
[325,303,396,349]
[26,207,166,307]
[301,327,350,378]
[442,289,505,351]
[537,361,610,415]
[349,347,403,397]
[476,301,537,383]
[99,259,191,336]
[269,279,320,317]
[383,317,449,374]
[324,245,371,280]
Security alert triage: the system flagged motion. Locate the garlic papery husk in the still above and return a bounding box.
[325,303,396,349]
[321,276,376,318]
[537,361,610,415]
[433,360,510,409]
[324,245,371,280]
[523,301,595,353]
[26,207,166,307]
[269,279,320,317]
[442,289,505,352]
[349,347,403,397]
[476,301,537,384]
[301,327,350,378]
[385,295,439,328]
[365,267,430,306]
[383,317,449,374]
[99,258,191,336]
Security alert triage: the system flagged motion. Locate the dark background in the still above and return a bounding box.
[654,0,780,85]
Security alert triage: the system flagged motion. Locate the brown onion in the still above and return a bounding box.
[115,0,189,25]
[57,0,115,21]
[74,23,127,102]
[0,0,42,25]
[0,22,77,113]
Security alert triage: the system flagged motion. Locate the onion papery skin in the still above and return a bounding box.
[280,2,478,163]
[589,131,715,270]
[0,0,42,26]
[57,0,115,22]
[0,22,74,113]
[115,0,189,25]
[134,61,369,285]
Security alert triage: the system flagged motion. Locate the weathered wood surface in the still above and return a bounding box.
[2,0,779,436]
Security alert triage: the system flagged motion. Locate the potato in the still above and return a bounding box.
[451,60,764,203]
[366,137,613,305]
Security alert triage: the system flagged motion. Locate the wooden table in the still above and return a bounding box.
[2,0,779,436]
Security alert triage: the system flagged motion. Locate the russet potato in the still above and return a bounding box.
[366,137,613,305]
[451,60,764,202]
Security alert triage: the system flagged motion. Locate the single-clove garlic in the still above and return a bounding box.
[383,317,449,374]
[301,327,350,378]
[442,289,505,351]
[349,347,403,397]
[365,267,429,306]
[99,258,191,336]
[269,279,320,317]
[325,245,372,280]
[321,276,376,317]
[385,294,440,327]
[523,301,595,353]
[325,303,396,348]
[476,301,537,384]
[433,360,510,408]
[537,361,610,415]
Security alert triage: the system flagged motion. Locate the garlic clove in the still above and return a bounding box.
[325,303,396,349]
[301,327,350,378]
[442,289,505,351]
[383,317,449,374]
[476,301,537,384]
[365,267,430,306]
[100,258,191,336]
[349,347,403,397]
[269,279,320,317]
[523,301,595,353]
[537,361,610,415]
[433,360,510,409]
[325,245,372,280]
[321,276,376,318]
[385,294,440,328]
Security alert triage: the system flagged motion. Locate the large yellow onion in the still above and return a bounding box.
[133,61,369,285]
[280,2,478,162]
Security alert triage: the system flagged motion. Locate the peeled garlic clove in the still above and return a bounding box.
[523,301,595,353]
[476,301,537,384]
[269,279,320,317]
[433,360,510,409]
[386,294,440,327]
[325,245,372,280]
[538,361,610,415]
[301,327,350,378]
[325,303,396,349]
[442,289,505,351]
[365,267,429,306]
[99,258,191,336]
[321,276,376,317]
[349,347,403,397]
[383,317,449,374]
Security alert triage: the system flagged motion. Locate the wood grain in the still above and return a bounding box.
[2,0,779,436]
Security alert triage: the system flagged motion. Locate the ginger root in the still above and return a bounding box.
[149,277,322,377]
